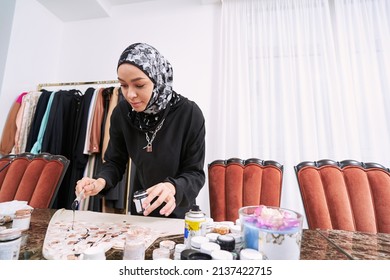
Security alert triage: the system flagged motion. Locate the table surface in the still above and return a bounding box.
[15,208,390,260]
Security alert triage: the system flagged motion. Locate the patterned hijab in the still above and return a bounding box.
[117,43,179,131]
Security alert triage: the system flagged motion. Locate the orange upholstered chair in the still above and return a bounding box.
[295,159,390,234]
[0,153,69,208]
[208,158,283,222]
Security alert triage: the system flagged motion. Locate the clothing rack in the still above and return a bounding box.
[37,80,119,91]
[35,79,130,214]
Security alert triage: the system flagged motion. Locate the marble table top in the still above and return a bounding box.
[13,208,390,260]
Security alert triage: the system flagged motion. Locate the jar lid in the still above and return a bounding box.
[190,236,209,248]
[205,232,220,242]
[211,250,233,260]
[229,225,241,234]
[174,243,186,253]
[133,190,147,198]
[0,228,22,241]
[152,248,170,260]
[180,249,198,260]
[227,232,243,242]
[160,240,176,250]
[200,242,221,255]
[216,235,235,251]
[187,252,212,260]
[240,248,264,260]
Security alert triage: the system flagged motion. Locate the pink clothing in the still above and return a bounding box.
[16,92,28,103]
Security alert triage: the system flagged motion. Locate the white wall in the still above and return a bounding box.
[0,0,63,129]
[0,0,220,216]
[0,0,16,98]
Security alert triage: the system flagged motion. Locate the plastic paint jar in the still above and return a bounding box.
[123,231,145,260]
[211,249,234,260]
[240,248,265,260]
[205,232,220,243]
[187,252,212,260]
[174,244,186,260]
[133,190,148,214]
[216,234,237,259]
[227,232,244,255]
[180,249,198,260]
[160,240,176,259]
[200,241,221,256]
[0,228,22,260]
[12,209,32,231]
[152,248,170,260]
[190,235,209,251]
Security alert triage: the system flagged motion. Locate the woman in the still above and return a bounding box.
[75,43,206,218]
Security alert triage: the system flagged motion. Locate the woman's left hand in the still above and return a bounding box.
[142,182,176,217]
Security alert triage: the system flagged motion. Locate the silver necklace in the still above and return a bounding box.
[143,119,165,152]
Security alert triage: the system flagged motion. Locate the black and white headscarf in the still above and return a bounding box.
[118,43,179,131]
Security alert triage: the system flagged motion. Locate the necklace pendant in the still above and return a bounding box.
[146,144,152,153]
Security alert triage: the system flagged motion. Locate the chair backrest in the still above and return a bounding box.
[295,159,390,233]
[0,152,70,208]
[208,158,283,222]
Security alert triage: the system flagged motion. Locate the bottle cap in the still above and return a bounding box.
[200,242,221,255]
[174,243,186,253]
[240,248,264,260]
[191,205,200,211]
[160,240,175,250]
[216,235,235,251]
[187,252,212,260]
[190,236,209,249]
[211,249,233,260]
[205,232,220,243]
[180,249,198,260]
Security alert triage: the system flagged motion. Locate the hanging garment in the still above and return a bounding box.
[53,88,95,209]
[88,88,105,154]
[0,92,27,155]
[12,91,41,154]
[25,90,52,152]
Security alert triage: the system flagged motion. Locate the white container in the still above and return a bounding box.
[159,240,175,259]
[174,243,186,260]
[240,248,264,260]
[152,248,170,260]
[190,235,209,251]
[81,246,106,260]
[12,210,31,231]
[0,228,22,260]
[211,249,233,260]
[200,242,220,256]
[205,232,220,243]
[123,229,145,260]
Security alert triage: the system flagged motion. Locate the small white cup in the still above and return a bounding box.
[81,246,106,260]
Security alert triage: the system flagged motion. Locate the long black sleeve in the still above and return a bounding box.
[97,96,206,218]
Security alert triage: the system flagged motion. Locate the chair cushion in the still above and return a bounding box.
[296,161,390,233]
[208,158,283,222]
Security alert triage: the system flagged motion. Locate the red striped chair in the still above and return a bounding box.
[208,158,283,222]
[295,159,390,233]
[0,152,69,208]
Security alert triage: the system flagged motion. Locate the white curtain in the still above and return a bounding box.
[210,0,390,227]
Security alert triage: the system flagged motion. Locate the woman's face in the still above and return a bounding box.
[118,63,154,112]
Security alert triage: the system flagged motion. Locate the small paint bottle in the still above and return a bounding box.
[133,190,148,214]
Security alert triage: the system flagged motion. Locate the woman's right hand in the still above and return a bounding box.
[75,177,106,198]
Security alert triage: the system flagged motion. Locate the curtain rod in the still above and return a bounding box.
[37,80,119,91]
